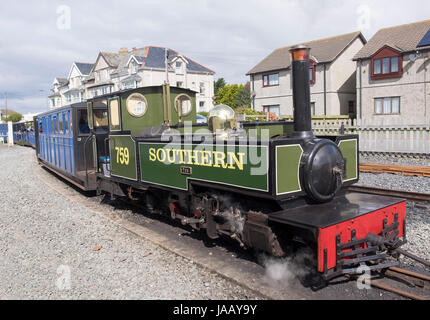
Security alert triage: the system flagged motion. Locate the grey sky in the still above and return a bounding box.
[1,0,429,114]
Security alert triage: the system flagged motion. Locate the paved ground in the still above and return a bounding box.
[1,145,427,300]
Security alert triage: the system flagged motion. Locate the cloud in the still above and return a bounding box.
[0,0,429,114]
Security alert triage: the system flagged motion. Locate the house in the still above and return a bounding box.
[48,77,68,109]
[49,61,94,110]
[86,46,215,112]
[353,20,430,126]
[85,51,122,99]
[63,62,94,105]
[247,31,366,118]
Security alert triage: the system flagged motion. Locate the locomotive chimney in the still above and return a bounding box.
[289,45,314,139]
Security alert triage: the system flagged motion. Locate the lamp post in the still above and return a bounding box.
[3,92,8,120]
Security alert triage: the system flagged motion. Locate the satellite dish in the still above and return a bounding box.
[409,54,417,62]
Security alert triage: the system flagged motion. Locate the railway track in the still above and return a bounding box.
[348,184,430,299]
[356,266,430,300]
[360,151,430,160]
[348,185,430,203]
[360,162,430,177]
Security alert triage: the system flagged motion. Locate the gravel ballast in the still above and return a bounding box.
[0,145,259,299]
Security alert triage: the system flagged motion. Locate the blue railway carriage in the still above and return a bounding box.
[12,121,35,147]
[34,102,98,191]
[0,123,7,143]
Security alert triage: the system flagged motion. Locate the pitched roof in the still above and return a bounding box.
[75,62,94,75]
[247,31,365,75]
[100,52,121,67]
[54,77,68,85]
[353,20,430,60]
[112,46,215,75]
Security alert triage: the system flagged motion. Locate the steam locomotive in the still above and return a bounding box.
[33,46,406,280]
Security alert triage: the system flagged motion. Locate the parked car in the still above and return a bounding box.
[196,114,207,124]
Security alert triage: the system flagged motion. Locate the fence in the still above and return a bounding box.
[0,123,8,144]
[311,118,430,154]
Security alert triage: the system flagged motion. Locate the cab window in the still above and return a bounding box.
[78,110,90,134]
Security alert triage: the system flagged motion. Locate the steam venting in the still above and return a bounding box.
[260,249,314,286]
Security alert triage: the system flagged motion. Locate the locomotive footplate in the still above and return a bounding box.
[268,192,406,280]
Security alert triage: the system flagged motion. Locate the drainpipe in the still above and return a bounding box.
[323,64,327,115]
[359,60,362,120]
[424,55,427,119]
[251,74,255,110]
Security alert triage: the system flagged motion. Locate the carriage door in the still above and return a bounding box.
[91,99,109,174]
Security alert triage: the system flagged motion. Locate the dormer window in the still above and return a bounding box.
[176,61,183,74]
[371,46,402,80]
[129,62,138,74]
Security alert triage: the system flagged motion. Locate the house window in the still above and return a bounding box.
[176,62,182,74]
[348,101,355,114]
[263,105,280,118]
[123,81,136,90]
[309,60,316,84]
[96,71,101,82]
[105,69,110,80]
[176,81,183,88]
[199,82,205,94]
[373,56,399,74]
[371,46,402,80]
[374,97,400,115]
[310,102,315,116]
[263,73,279,87]
[199,101,205,110]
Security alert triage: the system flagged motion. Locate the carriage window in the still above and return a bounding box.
[58,115,63,134]
[64,113,69,134]
[109,98,121,131]
[52,117,57,133]
[39,121,43,133]
[175,94,192,116]
[78,110,90,134]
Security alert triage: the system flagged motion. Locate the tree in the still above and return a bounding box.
[215,84,242,108]
[3,112,22,122]
[234,85,251,109]
[214,78,226,95]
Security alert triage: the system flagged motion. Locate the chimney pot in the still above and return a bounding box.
[119,47,128,55]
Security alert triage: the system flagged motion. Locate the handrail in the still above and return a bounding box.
[83,133,93,188]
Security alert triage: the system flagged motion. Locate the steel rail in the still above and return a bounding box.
[369,279,428,300]
[348,185,430,202]
[359,151,430,159]
[360,162,430,177]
